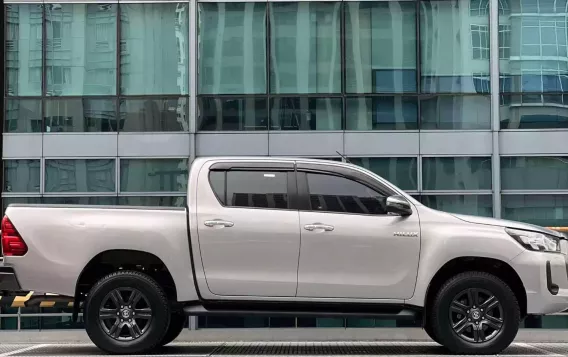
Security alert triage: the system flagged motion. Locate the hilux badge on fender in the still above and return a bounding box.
[394,231,419,237]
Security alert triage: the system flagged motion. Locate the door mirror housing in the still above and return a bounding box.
[386,195,412,216]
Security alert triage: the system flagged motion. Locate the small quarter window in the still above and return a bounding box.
[209,171,226,204]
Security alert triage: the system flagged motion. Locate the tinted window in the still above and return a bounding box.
[210,171,289,209]
[306,173,387,215]
[209,171,226,204]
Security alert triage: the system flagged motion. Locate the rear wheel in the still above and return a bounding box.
[84,271,171,354]
[160,312,187,346]
[430,271,520,355]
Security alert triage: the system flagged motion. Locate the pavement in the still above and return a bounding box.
[0,329,567,357]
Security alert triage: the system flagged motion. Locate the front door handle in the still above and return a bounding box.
[304,223,334,232]
[204,219,234,228]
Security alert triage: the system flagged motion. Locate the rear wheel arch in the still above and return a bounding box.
[74,250,178,315]
[423,256,527,326]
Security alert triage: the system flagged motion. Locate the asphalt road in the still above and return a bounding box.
[0,329,567,357]
[2,341,568,357]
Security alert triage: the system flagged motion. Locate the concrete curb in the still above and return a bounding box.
[0,328,565,344]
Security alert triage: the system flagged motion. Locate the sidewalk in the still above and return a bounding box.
[0,328,565,344]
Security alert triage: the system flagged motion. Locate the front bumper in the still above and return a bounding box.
[0,266,21,292]
[511,240,568,314]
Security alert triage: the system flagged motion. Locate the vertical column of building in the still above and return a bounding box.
[190,0,197,161]
[188,0,197,330]
[490,0,501,218]
[1,1,4,203]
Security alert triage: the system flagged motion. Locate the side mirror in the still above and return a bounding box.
[386,195,412,216]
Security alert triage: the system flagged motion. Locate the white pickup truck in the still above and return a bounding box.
[1,157,567,354]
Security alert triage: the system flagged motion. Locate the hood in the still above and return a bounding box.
[450,213,564,238]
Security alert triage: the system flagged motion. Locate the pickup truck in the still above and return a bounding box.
[1,157,567,355]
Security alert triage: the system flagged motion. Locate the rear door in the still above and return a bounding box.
[196,161,301,297]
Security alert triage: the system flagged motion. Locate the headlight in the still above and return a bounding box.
[506,228,561,253]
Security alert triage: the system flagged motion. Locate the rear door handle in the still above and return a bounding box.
[204,220,234,228]
[304,223,334,232]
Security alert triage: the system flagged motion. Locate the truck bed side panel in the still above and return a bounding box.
[3,205,198,302]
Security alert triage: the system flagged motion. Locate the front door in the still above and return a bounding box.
[196,161,301,297]
[295,166,421,300]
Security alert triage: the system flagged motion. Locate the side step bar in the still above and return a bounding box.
[184,304,420,320]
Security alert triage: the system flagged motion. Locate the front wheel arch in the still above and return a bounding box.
[422,257,527,329]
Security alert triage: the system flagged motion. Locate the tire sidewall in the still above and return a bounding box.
[433,274,520,354]
[161,313,187,346]
[85,273,171,354]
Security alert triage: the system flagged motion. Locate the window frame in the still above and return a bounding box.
[207,162,299,211]
[295,162,397,216]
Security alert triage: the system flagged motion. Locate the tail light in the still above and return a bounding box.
[1,216,27,256]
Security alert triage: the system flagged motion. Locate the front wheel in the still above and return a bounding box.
[430,271,520,355]
[423,322,440,344]
[84,271,171,354]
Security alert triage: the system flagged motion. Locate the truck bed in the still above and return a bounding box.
[2,204,197,301]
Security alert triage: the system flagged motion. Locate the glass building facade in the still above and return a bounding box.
[2,0,568,329]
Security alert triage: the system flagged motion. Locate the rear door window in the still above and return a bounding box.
[210,170,290,209]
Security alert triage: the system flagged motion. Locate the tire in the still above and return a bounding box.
[430,271,520,355]
[84,270,171,354]
[424,321,440,344]
[160,312,187,346]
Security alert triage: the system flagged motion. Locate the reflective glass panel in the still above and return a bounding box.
[43,196,117,205]
[2,197,42,214]
[420,96,491,129]
[120,3,189,95]
[270,97,342,130]
[500,94,568,129]
[45,4,117,96]
[5,4,43,96]
[4,160,41,193]
[44,99,117,132]
[502,194,568,227]
[118,196,186,207]
[345,97,418,130]
[345,1,417,93]
[45,159,115,193]
[501,156,568,190]
[119,98,189,132]
[270,2,341,94]
[0,318,18,330]
[420,0,490,93]
[36,315,81,330]
[120,159,188,192]
[198,97,268,131]
[198,3,267,94]
[422,157,492,190]
[421,195,493,217]
[350,157,418,190]
[5,99,42,133]
[500,0,568,93]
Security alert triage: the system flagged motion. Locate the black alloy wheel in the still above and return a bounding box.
[449,288,504,343]
[85,271,171,354]
[98,288,153,341]
[429,271,520,355]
